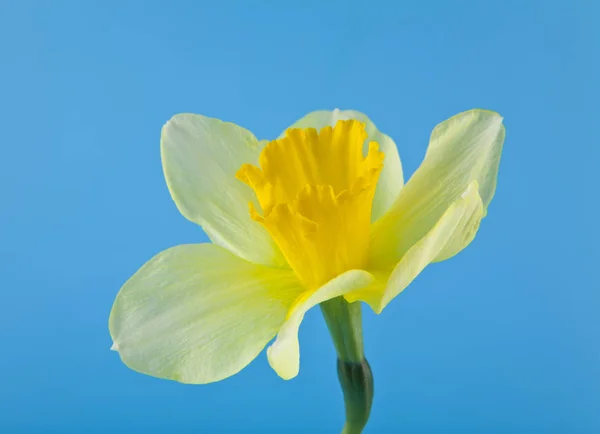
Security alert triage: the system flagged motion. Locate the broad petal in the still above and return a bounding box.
[161,114,285,267]
[282,109,404,221]
[347,182,483,313]
[266,270,375,380]
[369,109,505,267]
[109,244,303,384]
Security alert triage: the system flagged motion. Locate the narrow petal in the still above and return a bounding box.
[369,109,505,267]
[109,244,303,384]
[266,270,375,380]
[161,114,285,267]
[282,109,404,221]
[347,182,483,313]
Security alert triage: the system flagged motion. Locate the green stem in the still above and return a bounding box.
[321,297,374,434]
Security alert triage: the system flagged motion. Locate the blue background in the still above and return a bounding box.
[1,1,598,432]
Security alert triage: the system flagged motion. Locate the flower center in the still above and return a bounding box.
[237,120,384,289]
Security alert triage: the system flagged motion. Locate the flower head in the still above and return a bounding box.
[109,108,505,384]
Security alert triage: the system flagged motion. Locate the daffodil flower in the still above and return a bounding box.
[109,108,504,432]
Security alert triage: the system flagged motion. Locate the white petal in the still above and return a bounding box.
[266,270,375,380]
[109,244,303,384]
[348,182,483,313]
[282,109,404,221]
[370,109,505,266]
[161,114,285,267]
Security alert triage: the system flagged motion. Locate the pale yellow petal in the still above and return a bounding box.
[282,109,403,221]
[347,182,483,313]
[369,109,505,267]
[161,114,285,267]
[266,270,375,380]
[109,244,303,384]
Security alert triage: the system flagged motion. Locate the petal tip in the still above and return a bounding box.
[266,341,299,381]
[472,108,504,122]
